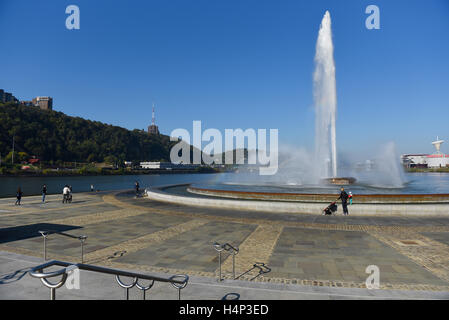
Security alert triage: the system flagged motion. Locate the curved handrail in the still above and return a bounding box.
[38,230,87,262]
[170,274,189,300]
[39,230,87,241]
[223,243,239,254]
[213,242,225,252]
[115,275,138,289]
[213,242,239,281]
[29,260,189,300]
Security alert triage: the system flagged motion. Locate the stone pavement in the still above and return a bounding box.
[1,190,449,299]
[1,251,448,300]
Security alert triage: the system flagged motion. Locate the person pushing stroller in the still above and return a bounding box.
[337,187,350,216]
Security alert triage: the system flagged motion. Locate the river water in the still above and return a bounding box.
[0,173,220,198]
[1,172,448,198]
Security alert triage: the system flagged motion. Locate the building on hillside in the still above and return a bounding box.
[148,103,159,135]
[140,162,200,170]
[32,96,53,110]
[20,100,34,107]
[0,89,18,103]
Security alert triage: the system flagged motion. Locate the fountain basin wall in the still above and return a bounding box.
[146,185,449,217]
[187,187,449,204]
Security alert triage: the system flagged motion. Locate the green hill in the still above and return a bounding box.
[0,102,175,164]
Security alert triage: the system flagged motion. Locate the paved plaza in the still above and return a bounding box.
[1,190,449,299]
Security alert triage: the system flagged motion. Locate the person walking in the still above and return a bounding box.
[90,184,94,192]
[135,181,140,197]
[42,184,47,203]
[62,185,70,204]
[15,187,23,205]
[337,187,350,216]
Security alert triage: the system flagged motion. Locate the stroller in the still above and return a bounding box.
[322,202,338,215]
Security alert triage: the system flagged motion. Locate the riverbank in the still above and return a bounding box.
[406,167,449,173]
[0,167,222,177]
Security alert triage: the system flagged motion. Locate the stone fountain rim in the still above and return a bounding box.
[186,185,449,204]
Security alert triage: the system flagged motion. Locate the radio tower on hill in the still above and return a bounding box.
[148,102,159,135]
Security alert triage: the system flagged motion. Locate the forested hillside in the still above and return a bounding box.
[0,102,175,163]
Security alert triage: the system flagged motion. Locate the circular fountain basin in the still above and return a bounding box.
[187,186,449,204]
[145,184,449,217]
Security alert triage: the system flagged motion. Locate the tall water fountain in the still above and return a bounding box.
[314,11,355,185]
[314,11,338,179]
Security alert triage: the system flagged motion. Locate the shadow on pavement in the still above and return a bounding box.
[0,223,82,244]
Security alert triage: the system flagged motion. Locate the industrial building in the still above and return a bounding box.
[402,137,449,168]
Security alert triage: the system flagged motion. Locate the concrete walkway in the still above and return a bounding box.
[1,251,448,300]
[1,191,449,299]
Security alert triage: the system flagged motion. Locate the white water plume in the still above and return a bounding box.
[314,10,337,178]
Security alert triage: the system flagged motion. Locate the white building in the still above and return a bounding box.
[402,137,449,168]
[140,162,200,170]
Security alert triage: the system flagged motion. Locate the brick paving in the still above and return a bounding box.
[1,190,449,292]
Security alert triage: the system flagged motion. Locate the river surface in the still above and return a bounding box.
[0,174,220,198]
[1,172,449,198]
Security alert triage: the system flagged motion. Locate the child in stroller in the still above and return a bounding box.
[322,201,338,215]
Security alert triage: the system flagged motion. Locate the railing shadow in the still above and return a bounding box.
[0,267,32,284]
[235,262,271,281]
[0,223,82,244]
[222,293,240,300]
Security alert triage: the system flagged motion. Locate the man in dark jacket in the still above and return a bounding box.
[337,187,349,215]
[42,184,47,203]
[135,181,140,197]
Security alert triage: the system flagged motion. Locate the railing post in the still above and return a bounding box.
[170,275,189,300]
[232,252,236,280]
[115,275,137,300]
[213,242,225,282]
[136,279,154,300]
[218,250,222,281]
[79,236,87,263]
[39,231,49,261]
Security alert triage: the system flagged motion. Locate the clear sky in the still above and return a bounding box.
[1,0,448,157]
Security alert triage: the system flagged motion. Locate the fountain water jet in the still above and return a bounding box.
[314,11,338,180]
[314,11,354,185]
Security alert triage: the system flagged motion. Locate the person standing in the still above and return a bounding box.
[42,184,47,203]
[135,181,140,197]
[90,184,94,192]
[348,191,353,205]
[337,187,349,216]
[15,187,23,205]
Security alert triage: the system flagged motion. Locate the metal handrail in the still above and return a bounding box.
[39,230,87,263]
[29,260,189,300]
[213,242,239,281]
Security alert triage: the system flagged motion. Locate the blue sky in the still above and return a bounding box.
[1,0,448,157]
